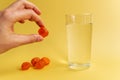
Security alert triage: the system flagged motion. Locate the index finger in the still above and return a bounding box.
[13,9,45,27]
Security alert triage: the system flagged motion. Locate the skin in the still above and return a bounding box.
[0,0,46,53]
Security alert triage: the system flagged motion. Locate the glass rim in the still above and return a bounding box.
[65,13,92,16]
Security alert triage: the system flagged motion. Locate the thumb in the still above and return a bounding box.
[13,34,43,46]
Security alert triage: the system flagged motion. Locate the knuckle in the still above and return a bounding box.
[1,9,12,20]
[2,9,10,16]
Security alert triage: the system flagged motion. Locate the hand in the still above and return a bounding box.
[0,0,45,53]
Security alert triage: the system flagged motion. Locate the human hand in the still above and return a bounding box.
[0,0,45,53]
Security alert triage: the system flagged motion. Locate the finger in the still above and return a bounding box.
[13,34,43,46]
[7,0,41,15]
[24,0,41,15]
[13,10,45,27]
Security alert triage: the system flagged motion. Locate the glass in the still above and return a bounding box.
[66,13,92,70]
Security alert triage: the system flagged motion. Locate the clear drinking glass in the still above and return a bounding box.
[66,13,92,70]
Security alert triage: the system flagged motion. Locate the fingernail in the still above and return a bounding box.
[34,34,44,42]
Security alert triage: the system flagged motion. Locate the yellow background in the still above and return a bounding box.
[0,0,120,80]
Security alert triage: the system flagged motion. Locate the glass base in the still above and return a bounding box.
[69,63,90,71]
